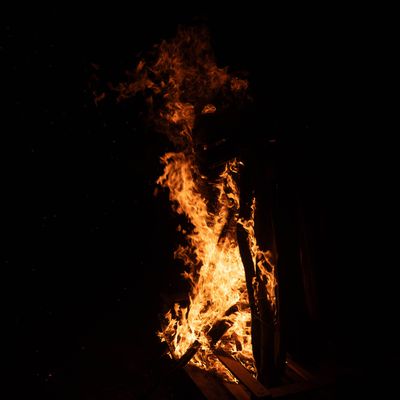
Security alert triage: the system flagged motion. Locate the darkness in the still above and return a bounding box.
[3,5,396,399]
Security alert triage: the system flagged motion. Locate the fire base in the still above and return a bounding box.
[184,353,334,400]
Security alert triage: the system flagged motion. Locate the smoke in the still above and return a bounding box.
[116,26,248,152]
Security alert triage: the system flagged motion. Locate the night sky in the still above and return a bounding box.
[3,5,398,400]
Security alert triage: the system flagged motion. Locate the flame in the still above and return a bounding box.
[118,26,277,381]
[239,199,277,311]
[157,154,255,378]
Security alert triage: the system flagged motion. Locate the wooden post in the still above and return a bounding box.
[237,159,282,387]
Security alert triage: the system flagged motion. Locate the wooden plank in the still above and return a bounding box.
[236,221,279,387]
[184,365,254,400]
[174,340,201,369]
[268,376,334,398]
[184,365,233,400]
[282,364,301,384]
[285,356,315,381]
[221,381,251,400]
[184,354,333,400]
[215,353,271,398]
[268,381,315,398]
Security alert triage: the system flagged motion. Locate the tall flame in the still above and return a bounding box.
[118,27,276,381]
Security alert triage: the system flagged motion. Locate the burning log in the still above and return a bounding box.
[236,223,257,311]
[161,304,239,369]
[184,365,240,400]
[215,351,271,398]
[237,215,279,387]
[207,319,234,346]
[174,340,201,369]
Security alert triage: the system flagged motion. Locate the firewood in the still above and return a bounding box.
[237,221,279,387]
[215,351,271,398]
[207,319,233,346]
[170,305,240,368]
[174,340,201,368]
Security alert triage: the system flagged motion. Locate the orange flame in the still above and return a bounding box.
[119,26,276,381]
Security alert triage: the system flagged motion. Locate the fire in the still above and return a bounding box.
[117,26,277,381]
[157,154,255,378]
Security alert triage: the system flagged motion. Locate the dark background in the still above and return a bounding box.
[3,5,396,399]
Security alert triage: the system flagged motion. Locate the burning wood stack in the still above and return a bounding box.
[114,26,332,398]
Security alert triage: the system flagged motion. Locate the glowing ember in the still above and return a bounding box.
[118,26,277,381]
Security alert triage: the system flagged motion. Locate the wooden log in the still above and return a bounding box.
[221,381,252,400]
[167,314,237,368]
[184,355,333,400]
[207,319,233,345]
[215,352,271,399]
[185,365,252,400]
[237,222,279,387]
[174,340,201,369]
[236,223,257,310]
[184,365,234,400]
[285,355,315,381]
[267,376,334,398]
